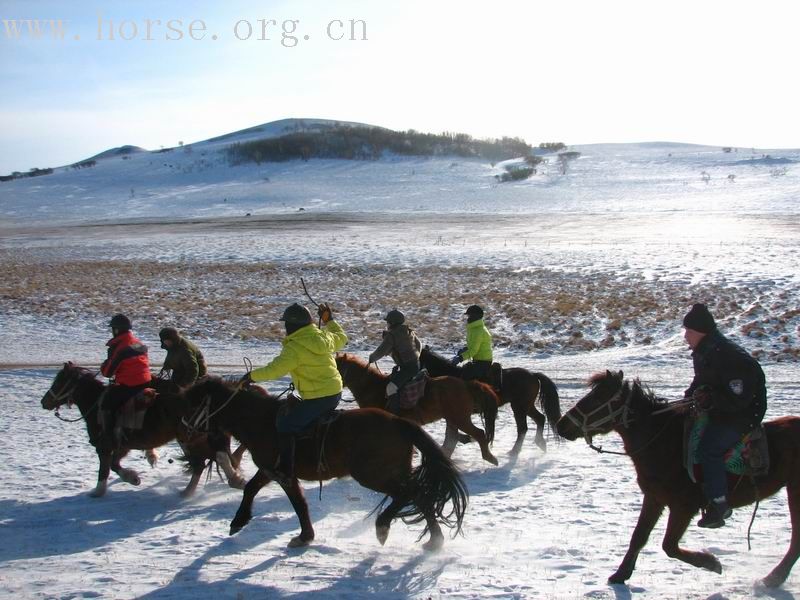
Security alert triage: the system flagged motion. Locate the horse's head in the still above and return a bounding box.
[556,370,627,442]
[41,362,93,410]
[335,352,380,387]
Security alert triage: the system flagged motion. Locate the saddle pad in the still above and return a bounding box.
[398,370,429,409]
[684,413,769,482]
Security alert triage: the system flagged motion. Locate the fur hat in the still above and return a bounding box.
[682,303,716,334]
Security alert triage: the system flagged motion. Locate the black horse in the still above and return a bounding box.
[41,362,246,498]
[557,370,800,588]
[420,347,561,454]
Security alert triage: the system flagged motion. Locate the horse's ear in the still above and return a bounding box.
[65,361,72,368]
[617,370,624,380]
[605,369,612,378]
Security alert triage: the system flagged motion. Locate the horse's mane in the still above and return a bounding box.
[421,346,450,364]
[185,376,281,412]
[336,352,386,382]
[588,370,668,412]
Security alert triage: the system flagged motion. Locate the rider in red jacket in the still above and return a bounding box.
[101,314,151,447]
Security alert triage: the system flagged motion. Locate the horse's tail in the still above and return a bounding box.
[534,372,561,436]
[465,380,498,444]
[386,418,468,539]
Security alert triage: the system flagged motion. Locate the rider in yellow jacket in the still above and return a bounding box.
[452,305,493,380]
[241,302,347,485]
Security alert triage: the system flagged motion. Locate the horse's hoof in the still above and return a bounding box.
[422,536,444,552]
[484,453,499,466]
[608,572,628,585]
[230,522,243,536]
[145,449,159,468]
[179,487,196,499]
[288,535,313,548]
[707,556,722,575]
[376,525,390,546]
[535,437,547,452]
[89,481,108,498]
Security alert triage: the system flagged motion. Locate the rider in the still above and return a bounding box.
[452,305,494,381]
[683,303,767,529]
[240,302,347,486]
[368,309,422,413]
[100,314,151,448]
[159,327,207,387]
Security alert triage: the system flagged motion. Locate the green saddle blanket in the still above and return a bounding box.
[684,413,769,482]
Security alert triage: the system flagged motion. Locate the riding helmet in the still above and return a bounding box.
[159,327,180,343]
[465,305,484,319]
[280,303,313,326]
[385,309,405,326]
[109,313,132,332]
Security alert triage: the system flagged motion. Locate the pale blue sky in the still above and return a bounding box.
[1,0,799,173]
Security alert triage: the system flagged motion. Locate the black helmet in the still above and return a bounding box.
[159,327,180,342]
[465,305,484,319]
[385,309,405,326]
[109,314,132,332]
[280,303,313,326]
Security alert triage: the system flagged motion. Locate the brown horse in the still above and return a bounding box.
[336,353,499,465]
[420,346,562,454]
[181,377,468,551]
[40,362,246,498]
[556,370,800,588]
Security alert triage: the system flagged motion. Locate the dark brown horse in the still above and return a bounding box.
[420,346,561,454]
[336,353,500,465]
[181,377,468,551]
[40,362,246,498]
[556,370,800,588]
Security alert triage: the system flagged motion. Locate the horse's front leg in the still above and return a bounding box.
[442,423,458,457]
[282,476,315,548]
[111,449,140,486]
[230,469,269,535]
[661,504,722,574]
[90,448,112,498]
[609,494,664,583]
[216,451,246,490]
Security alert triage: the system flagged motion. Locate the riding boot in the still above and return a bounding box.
[274,433,296,487]
[698,497,732,528]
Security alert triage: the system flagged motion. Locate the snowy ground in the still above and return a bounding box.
[1,131,800,598]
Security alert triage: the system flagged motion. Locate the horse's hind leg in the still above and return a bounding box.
[375,495,409,546]
[456,418,498,466]
[509,399,529,455]
[527,401,547,452]
[763,483,800,587]
[216,451,246,490]
[422,508,444,552]
[179,460,205,498]
[442,423,458,458]
[230,443,247,470]
[230,469,269,535]
[609,494,664,583]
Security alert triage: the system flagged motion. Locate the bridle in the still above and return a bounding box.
[46,370,99,423]
[564,382,633,445]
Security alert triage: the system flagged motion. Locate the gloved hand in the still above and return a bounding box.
[691,385,714,410]
[318,302,332,324]
[450,354,463,366]
[238,372,253,387]
[368,353,378,364]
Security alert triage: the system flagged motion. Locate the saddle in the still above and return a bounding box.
[396,370,429,409]
[683,412,769,482]
[98,388,157,432]
[294,409,343,442]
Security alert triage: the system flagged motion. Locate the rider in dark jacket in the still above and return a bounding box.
[683,303,767,528]
[368,309,422,412]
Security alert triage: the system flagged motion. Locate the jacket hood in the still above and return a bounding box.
[284,324,335,356]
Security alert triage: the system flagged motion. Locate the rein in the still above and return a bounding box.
[570,381,680,458]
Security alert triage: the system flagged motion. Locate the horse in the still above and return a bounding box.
[420,346,562,454]
[335,353,500,466]
[556,369,800,588]
[181,377,468,551]
[40,362,247,498]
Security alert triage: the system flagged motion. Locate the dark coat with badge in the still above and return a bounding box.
[368,324,422,366]
[163,337,207,388]
[684,329,767,433]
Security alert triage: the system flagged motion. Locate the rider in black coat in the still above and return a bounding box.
[683,303,767,528]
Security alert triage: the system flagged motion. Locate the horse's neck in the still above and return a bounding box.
[347,366,386,408]
[614,410,683,464]
[220,394,277,444]
[426,353,459,376]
